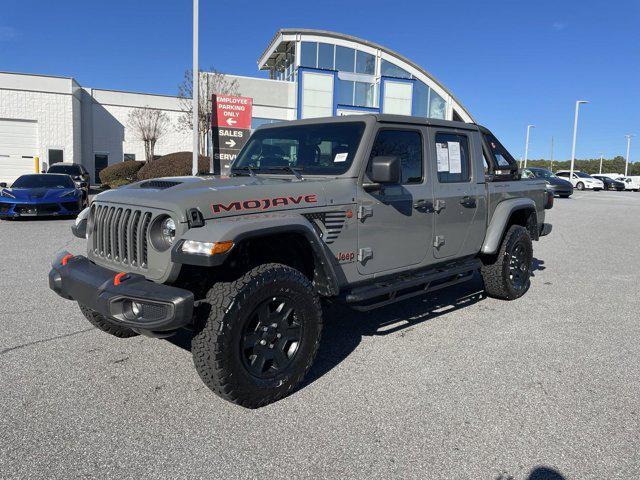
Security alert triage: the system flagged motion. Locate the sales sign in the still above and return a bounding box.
[211,94,253,174]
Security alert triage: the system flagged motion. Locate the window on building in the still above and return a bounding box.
[413,81,429,117]
[354,82,376,108]
[435,133,470,183]
[48,149,63,165]
[429,91,447,119]
[124,153,136,161]
[335,46,355,72]
[300,41,318,68]
[318,43,335,70]
[369,130,423,184]
[336,79,355,105]
[355,51,375,75]
[381,59,411,79]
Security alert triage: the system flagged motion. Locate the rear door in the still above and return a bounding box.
[356,126,434,275]
[430,128,486,259]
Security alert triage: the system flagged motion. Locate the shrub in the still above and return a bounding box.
[136,152,210,180]
[99,160,145,188]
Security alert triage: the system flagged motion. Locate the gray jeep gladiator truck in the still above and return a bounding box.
[49,115,552,408]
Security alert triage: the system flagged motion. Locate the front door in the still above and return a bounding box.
[94,154,108,184]
[431,129,484,259]
[357,127,433,275]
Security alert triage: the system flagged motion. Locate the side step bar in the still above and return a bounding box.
[344,258,481,311]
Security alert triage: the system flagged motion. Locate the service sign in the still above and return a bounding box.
[212,94,253,130]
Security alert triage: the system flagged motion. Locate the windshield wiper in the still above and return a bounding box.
[264,166,304,180]
[231,166,256,177]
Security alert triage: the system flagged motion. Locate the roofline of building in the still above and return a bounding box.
[257,28,475,123]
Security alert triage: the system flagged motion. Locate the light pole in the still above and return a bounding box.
[599,153,604,174]
[192,0,199,176]
[550,136,554,172]
[523,124,535,168]
[624,134,635,177]
[569,100,588,178]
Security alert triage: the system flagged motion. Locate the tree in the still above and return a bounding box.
[177,68,240,154]
[127,107,170,163]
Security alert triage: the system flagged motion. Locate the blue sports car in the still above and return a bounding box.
[0,174,87,218]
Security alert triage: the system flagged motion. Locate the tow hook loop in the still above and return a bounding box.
[113,272,129,286]
[61,254,74,266]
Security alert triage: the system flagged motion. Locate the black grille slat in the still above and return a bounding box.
[111,208,122,260]
[119,209,130,263]
[130,211,141,265]
[140,212,152,267]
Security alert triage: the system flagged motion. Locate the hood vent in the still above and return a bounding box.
[139,180,182,190]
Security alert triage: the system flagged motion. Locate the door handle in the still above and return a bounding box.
[460,196,477,208]
[413,199,431,211]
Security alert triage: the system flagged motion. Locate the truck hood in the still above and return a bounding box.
[93,175,328,222]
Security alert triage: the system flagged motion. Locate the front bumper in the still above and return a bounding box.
[48,252,194,334]
[0,199,82,217]
[546,184,573,196]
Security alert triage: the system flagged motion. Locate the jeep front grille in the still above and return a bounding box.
[91,204,152,268]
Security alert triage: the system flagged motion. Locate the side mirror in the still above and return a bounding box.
[0,182,6,188]
[364,156,401,191]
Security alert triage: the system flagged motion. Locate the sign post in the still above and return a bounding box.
[211,94,253,174]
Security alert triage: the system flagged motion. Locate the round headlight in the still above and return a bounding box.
[150,215,177,251]
[161,217,176,244]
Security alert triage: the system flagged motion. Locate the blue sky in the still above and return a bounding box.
[1,0,638,161]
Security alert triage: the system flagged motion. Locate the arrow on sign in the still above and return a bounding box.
[225,139,236,148]
[226,118,237,126]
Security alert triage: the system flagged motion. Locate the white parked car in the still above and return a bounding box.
[555,171,604,191]
[615,176,640,191]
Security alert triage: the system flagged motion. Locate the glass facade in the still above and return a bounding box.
[273,38,459,121]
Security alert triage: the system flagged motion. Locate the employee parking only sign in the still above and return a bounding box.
[212,94,253,174]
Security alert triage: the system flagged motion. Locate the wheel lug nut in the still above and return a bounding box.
[271,323,277,328]
[259,339,267,345]
[268,344,274,349]
[276,333,282,338]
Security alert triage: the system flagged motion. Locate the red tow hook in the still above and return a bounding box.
[61,254,74,266]
[113,272,129,286]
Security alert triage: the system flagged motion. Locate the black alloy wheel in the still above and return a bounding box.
[507,240,531,292]
[241,296,303,379]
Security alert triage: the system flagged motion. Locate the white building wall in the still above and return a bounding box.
[0,85,77,167]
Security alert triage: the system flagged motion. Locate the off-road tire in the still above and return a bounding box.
[481,225,533,300]
[79,303,139,338]
[191,263,322,409]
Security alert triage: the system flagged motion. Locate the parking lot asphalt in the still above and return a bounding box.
[1,191,639,480]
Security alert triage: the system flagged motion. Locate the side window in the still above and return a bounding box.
[435,132,471,183]
[483,133,517,170]
[369,130,423,184]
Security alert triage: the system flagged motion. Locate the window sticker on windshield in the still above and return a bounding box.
[447,141,462,174]
[334,152,348,163]
[436,143,449,172]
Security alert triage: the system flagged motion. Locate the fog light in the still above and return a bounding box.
[123,300,144,320]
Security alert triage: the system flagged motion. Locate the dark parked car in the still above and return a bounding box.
[592,174,625,191]
[522,167,573,198]
[46,163,90,199]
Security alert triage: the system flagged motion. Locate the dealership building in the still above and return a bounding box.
[0,28,474,184]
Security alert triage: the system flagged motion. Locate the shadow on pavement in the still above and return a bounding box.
[526,466,566,480]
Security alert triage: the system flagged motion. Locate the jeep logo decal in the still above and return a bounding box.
[211,194,318,214]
